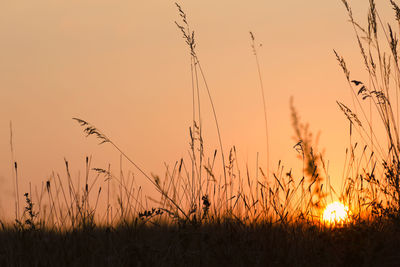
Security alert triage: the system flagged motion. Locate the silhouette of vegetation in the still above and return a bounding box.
[3,1,400,266]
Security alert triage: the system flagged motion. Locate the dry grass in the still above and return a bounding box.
[1,220,400,266]
[3,1,400,266]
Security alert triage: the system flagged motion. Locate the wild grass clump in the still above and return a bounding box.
[4,1,400,265]
[9,0,400,231]
[334,0,400,221]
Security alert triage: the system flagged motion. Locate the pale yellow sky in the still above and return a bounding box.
[0,1,395,219]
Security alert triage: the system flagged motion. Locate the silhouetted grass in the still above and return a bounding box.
[1,220,400,266]
[3,1,400,266]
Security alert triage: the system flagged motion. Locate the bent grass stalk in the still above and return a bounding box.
[250,31,270,180]
[72,118,189,221]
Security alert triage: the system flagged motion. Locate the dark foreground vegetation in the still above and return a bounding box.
[1,220,400,266]
[4,1,400,266]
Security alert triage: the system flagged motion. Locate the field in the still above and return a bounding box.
[3,1,400,266]
[1,221,400,266]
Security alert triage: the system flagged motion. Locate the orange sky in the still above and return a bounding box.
[0,1,396,219]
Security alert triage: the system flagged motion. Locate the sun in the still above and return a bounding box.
[322,202,350,224]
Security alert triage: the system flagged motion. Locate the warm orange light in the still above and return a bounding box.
[322,202,350,224]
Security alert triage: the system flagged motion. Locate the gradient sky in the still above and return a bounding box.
[0,1,395,219]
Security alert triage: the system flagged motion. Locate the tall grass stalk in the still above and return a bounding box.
[250,31,270,180]
[174,3,229,210]
[9,121,20,221]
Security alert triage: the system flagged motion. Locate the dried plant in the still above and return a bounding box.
[249,31,271,179]
[336,0,400,218]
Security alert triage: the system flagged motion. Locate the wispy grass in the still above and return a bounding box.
[4,1,400,265]
[249,31,271,180]
[335,0,400,217]
[175,3,229,210]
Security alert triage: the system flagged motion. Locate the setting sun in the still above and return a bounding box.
[322,202,350,224]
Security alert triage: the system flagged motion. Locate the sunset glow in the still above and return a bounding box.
[322,202,350,224]
[2,0,400,265]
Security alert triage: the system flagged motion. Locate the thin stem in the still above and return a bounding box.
[250,32,270,179]
[195,59,228,208]
[9,121,19,220]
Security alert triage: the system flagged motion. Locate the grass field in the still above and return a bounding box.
[1,220,400,266]
[3,1,400,266]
